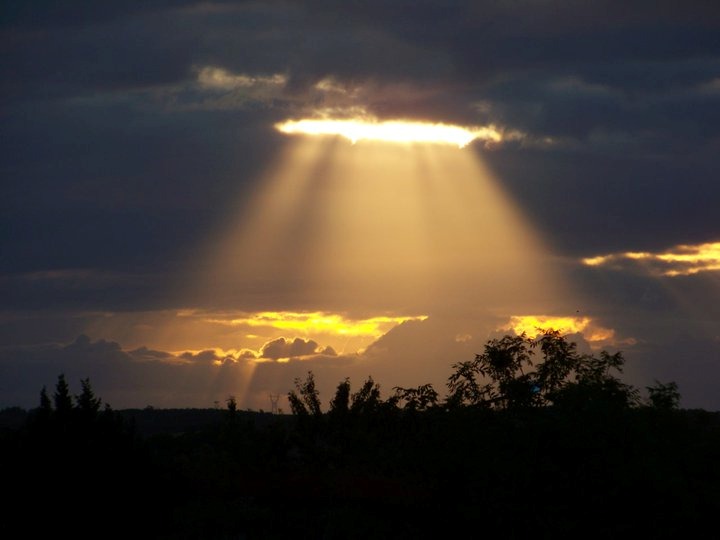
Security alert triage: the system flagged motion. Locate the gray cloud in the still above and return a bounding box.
[259,337,336,360]
[128,346,175,361]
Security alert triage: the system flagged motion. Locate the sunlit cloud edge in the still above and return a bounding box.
[500,315,634,350]
[582,241,720,277]
[275,116,502,148]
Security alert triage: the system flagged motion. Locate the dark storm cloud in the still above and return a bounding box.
[473,66,720,142]
[1,1,196,28]
[1,5,199,101]
[0,269,173,312]
[5,0,717,153]
[5,1,719,99]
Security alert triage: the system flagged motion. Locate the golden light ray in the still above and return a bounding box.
[182,135,574,323]
[275,117,501,148]
[582,241,720,276]
[135,120,584,408]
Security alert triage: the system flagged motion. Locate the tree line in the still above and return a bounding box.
[3,330,714,539]
[289,329,680,418]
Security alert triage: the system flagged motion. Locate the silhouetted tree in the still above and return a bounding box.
[447,330,641,411]
[226,395,237,412]
[447,354,491,408]
[288,371,322,417]
[447,334,536,409]
[33,385,54,426]
[533,329,580,404]
[646,380,680,410]
[76,378,101,419]
[350,376,382,415]
[53,374,73,419]
[40,386,52,412]
[329,378,350,418]
[393,384,439,411]
[552,350,639,410]
[226,395,238,420]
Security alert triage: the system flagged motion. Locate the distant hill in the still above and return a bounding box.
[116,407,288,436]
[0,405,288,436]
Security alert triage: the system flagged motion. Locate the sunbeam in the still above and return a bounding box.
[77,131,586,407]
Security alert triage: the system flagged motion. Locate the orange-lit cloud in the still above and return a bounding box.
[275,117,501,148]
[502,315,618,348]
[80,308,428,360]
[198,310,427,338]
[169,336,339,364]
[582,242,720,276]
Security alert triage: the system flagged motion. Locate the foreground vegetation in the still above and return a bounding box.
[2,331,718,538]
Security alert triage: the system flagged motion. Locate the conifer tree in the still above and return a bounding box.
[40,386,53,412]
[76,378,101,415]
[53,374,73,418]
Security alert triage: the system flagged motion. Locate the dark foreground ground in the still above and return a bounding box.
[2,404,719,538]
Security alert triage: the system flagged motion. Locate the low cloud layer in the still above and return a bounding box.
[4,310,718,411]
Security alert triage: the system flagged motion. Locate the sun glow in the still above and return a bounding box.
[275,117,501,148]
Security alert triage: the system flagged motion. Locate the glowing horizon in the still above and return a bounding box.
[275,117,501,148]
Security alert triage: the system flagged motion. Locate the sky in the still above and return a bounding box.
[2,0,720,411]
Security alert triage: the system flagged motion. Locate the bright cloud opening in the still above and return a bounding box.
[275,117,501,148]
[205,311,427,338]
[503,315,616,346]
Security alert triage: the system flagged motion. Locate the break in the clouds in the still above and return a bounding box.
[2,1,720,410]
[201,311,427,338]
[275,116,503,148]
[501,315,625,349]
